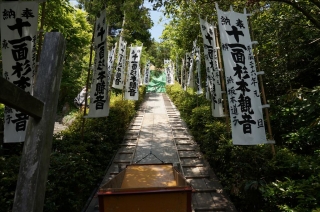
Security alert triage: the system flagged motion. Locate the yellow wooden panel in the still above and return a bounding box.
[102,191,188,212]
[121,164,177,188]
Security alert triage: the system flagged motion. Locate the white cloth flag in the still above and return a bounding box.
[195,46,203,94]
[164,59,174,85]
[187,41,196,88]
[143,61,150,85]
[87,10,109,118]
[184,53,190,90]
[180,58,185,88]
[216,4,267,145]
[1,2,38,143]
[112,37,127,90]
[107,44,117,86]
[170,62,175,85]
[199,18,224,117]
[124,46,142,101]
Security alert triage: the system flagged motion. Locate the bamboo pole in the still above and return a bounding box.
[214,23,230,135]
[248,12,275,155]
[81,20,96,141]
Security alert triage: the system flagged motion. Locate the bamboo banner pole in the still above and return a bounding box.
[81,20,96,141]
[248,13,275,155]
[214,23,230,135]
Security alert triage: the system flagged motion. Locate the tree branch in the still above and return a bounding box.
[267,0,320,29]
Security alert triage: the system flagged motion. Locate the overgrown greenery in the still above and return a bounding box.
[167,83,320,212]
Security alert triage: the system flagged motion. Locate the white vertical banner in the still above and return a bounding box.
[1,2,39,143]
[164,59,174,85]
[195,46,203,94]
[107,44,117,86]
[143,60,150,85]
[175,60,179,83]
[216,4,267,145]
[112,37,127,90]
[187,41,196,88]
[124,46,142,101]
[180,58,185,88]
[184,53,191,90]
[86,10,109,118]
[199,18,224,117]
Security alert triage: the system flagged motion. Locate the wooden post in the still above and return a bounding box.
[12,32,66,212]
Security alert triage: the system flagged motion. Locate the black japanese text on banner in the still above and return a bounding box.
[184,53,191,90]
[164,59,174,85]
[199,18,224,117]
[195,46,203,94]
[216,4,267,145]
[143,61,150,85]
[187,41,196,89]
[107,45,117,86]
[112,37,127,90]
[124,46,142,101]
[1,2,39,143]
[87,10,109,118]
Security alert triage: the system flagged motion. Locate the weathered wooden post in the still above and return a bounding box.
[11,32,66,212]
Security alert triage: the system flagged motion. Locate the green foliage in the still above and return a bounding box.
[0,155,21,212]
[271,87,320,154]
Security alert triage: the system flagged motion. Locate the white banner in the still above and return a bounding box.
[184,53,191,90]
[164,59,174,85]
[187,41,196,88]
[195,46,203,94]
[124,46,142,101]
[107,44,117,86]
[180,58,185,88]
[199,18,224,117]
[1,2,38,143]
[216,4,267,145]
[112,37,127,90]
[143,61,150,85]
[86,10,109,118]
